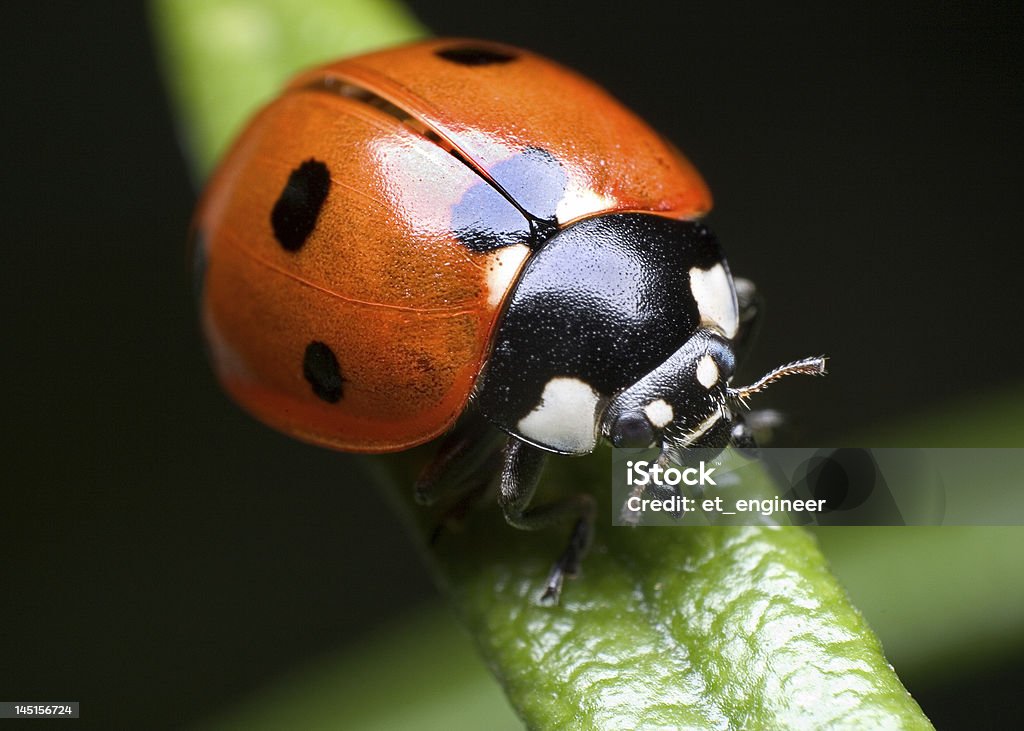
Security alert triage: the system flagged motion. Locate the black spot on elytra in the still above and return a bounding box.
[271,159,330,252]
[436,45,518,66]
[189,228,208,306]
[303,341,344,403]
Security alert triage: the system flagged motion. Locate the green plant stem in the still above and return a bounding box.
[372,449,932,729]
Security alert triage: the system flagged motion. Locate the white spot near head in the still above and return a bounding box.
[644,399,674,428]
[683,408,724,446]
[484,244,531,308]
[517,377,601,454]
[689,263,739,339]
[555,185,618,225]
[696,354,719,389]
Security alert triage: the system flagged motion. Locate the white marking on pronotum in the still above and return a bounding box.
[517,377,601,454]
[555,185,617,225]
[484,244,531,308]
[696,354,719,389]
[682,408,725,446]
[644,399,674,428]
[689,263,739,339]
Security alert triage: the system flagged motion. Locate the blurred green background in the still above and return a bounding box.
[3,1,1022,728]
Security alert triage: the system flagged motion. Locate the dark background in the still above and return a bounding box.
[3,1,1022,728]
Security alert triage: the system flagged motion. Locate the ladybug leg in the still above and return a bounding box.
[428,448,506,545]
[415,413,507,541]
[423,446,507,544]
[414,412,505,507]
[732,277,763,361]
[730,409,786,457]
[730,416,761,458]
[499,439,596,604]
[620,480,685,525]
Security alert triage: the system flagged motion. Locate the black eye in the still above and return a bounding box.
[610,412,655,448]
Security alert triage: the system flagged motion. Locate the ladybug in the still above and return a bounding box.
[192,38,825,602]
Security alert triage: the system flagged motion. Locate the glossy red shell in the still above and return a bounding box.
[193,38,712,452]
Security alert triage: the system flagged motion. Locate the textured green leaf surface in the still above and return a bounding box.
[155,1,932,727]
[373,451,931,730]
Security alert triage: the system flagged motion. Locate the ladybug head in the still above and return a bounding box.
[601,329,826,459]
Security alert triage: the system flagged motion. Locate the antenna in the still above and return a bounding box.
[727,356,828,407]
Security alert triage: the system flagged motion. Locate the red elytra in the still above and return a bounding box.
[192,38,712,453]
